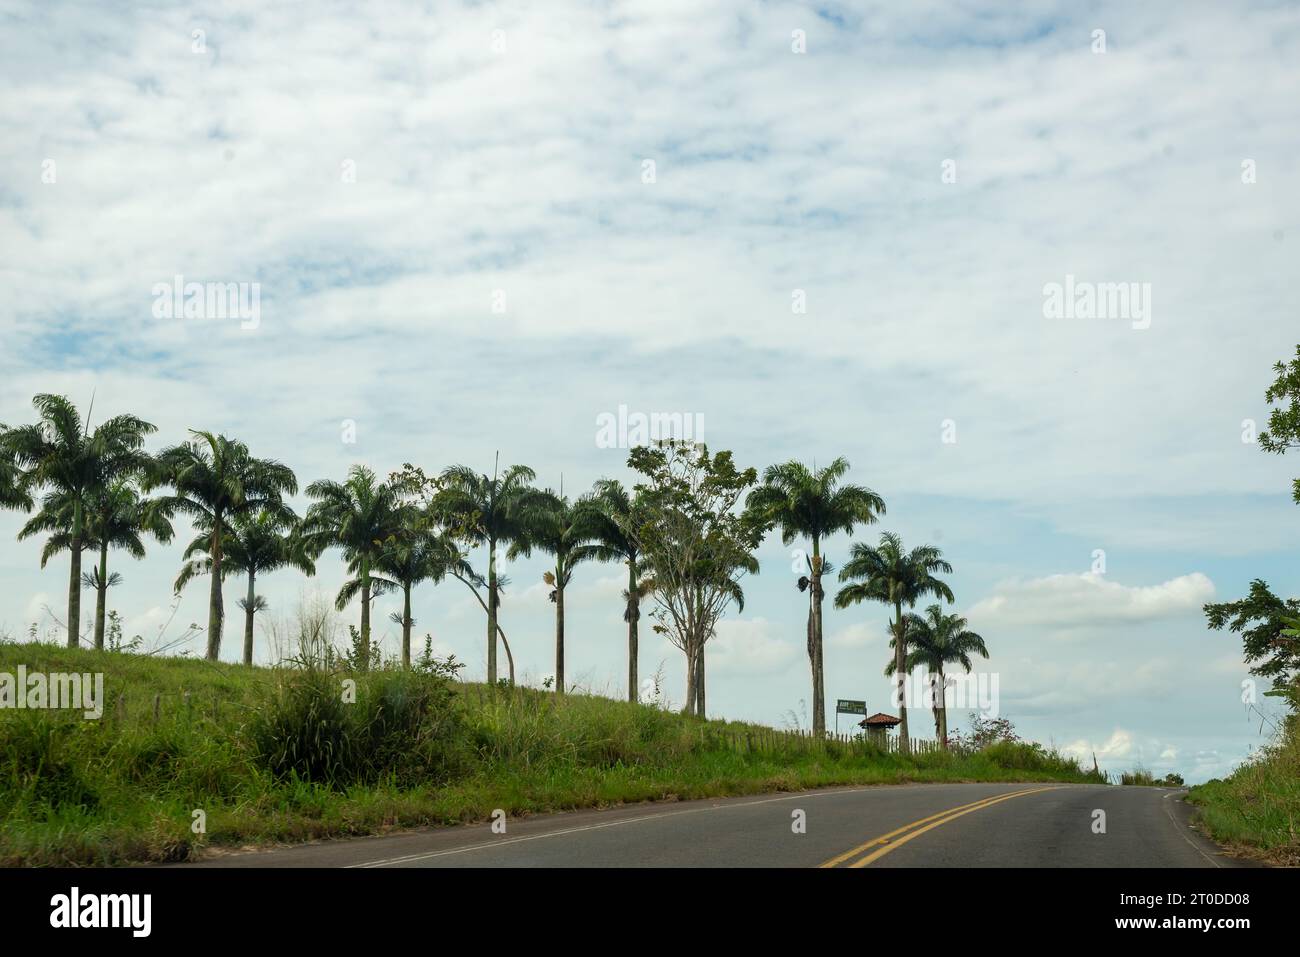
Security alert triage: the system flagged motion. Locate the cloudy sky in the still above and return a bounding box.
[2,0,1297,783]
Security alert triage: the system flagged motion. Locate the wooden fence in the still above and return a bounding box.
[703,726,942,758]
[101,689,243,725]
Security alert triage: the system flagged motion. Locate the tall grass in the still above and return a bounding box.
[1187,716,1300,864]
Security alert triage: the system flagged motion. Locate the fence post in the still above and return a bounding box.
[152,693,161,723]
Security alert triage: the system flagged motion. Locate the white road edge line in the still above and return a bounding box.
[1163,790,1222,868]
[346,783,1044,868]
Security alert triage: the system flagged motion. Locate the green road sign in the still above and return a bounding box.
[836,699,866,715]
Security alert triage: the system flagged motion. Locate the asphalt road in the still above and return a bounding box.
[177,782,1246,868]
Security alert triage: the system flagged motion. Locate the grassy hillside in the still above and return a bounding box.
[1,641,1104,866]
[1187,717,1300,866]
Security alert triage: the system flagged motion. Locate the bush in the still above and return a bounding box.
[249,668,357,784]
[948,713,1020,754]
[1120,769,1154,786]
[356,670,468,786]
[248,667,468,787]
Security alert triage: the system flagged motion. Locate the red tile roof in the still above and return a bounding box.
[858,712,901,728]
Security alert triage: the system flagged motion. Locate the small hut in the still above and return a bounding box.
[858,712,901,743]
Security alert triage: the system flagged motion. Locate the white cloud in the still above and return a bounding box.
[708,617,799,676]
[968,572,1214,630]
[1062,728,1136,763]
[22,592,52,624]
[827,621,885,650]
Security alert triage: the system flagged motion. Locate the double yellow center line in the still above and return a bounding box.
[819,786,1060,868]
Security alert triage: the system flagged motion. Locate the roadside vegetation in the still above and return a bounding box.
[1186,715,1299,865]
[0,640,1104,866]
[1191,344,1300,864]
[1118,769,1184,787]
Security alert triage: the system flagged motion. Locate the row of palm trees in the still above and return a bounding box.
[0,397,652,694]
[0,394,990,749]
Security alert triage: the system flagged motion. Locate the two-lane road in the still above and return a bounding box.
[179,782,1245,868]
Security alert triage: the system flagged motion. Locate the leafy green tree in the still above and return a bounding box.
[149,431,298,661]
[176,508,314,665]
[23,480,175,649]
[627,441,761,716]
[583,479,650,702]
[888,604,988,747]
[3,395,156,647]
[1258,344,1300,503]
[835,531,953,754]
[1204,580,1300,700]
[301,465,402,672]
[434,458,550,686]
[949,713,1019,753]
[745,457,885,735]
[515,489,602,695]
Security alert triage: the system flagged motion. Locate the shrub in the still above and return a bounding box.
[249,668,359,784]
[355,670,468,786]
[247,667,468,787]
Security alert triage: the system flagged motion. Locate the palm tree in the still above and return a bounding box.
[434,457,549,686]
[834,531,953,754]
[3,395,156,646]
[176,508,314,665]
[371,507,464,669]
[149,431,298,661]
[0,428,33,512]
[516,489,601,695]
[582,479,649,702]
[745,457,884,735]
[301,465,402,672]
[889,604,988,748]
[23,481,175,649]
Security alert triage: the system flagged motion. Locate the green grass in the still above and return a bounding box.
[1186,717,1300,865]
[0,641,1105,866]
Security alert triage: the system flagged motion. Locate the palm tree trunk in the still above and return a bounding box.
[894,599,909,755]
[206,518,224,661]
[499,625,515,684]
[242,570,256,666]
[555,574,565,696]
[93,538,109,650]
[360,557,371,673]
[938,668,949,748]
[486,538,498,686]
[627,560,639,703]
[402,581,412,669]
[931,673,941,739]
[810,543,825,736]
[457,569,512,684]
[66,498,83,648]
